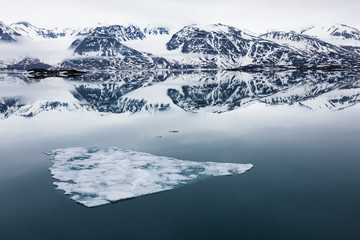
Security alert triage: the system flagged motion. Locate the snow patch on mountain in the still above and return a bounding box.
[301,23,360,47]
[0,21,20,42]
[259,31,349,54]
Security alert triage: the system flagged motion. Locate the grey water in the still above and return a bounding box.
[1,70,360,239]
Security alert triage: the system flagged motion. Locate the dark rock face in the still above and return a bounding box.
[341,46,360,56]
[89,25,146,42]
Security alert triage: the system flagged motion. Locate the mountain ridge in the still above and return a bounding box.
[1,21,360,71]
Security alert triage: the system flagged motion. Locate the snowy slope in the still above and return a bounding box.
[260,31,348,54]
[301,23,360,47]
[10,21,86,40]
[2,21,360,70]
[60,35,173,70]
[0,21,20,42]
[85,24,169,42]
[165,24,360,69]
[59,24,173,70]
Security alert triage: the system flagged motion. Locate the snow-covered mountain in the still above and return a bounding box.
[259,30,360,67]
[1,20,360,70]
[72,36,144,57]
[10,22,76,40]
[167,24,254,55]
[1,21,97,42]
[166,24,360,69]
[301,23,360,47]
[60,35,173,70]
[59,23,360,70]
[82,24,169,42]
[260,31,348,54]
[0,21,20,42]
[58,24,172,70]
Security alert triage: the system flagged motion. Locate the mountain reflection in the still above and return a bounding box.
[1,70,359,118]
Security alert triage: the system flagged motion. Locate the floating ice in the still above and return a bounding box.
[45,147,252,207]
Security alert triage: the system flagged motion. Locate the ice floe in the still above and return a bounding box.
[45,147,252,207]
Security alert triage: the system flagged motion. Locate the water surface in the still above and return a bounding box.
[1,70,360,239]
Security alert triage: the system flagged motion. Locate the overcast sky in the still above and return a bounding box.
[2,0,360,33]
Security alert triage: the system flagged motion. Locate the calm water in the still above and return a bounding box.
[1,70,360,239]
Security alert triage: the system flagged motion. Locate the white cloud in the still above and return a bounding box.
[0,37,74,64]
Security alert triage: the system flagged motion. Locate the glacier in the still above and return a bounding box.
[45,147,253,207]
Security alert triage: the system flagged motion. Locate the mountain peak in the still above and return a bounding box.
[301,23,360,46]
[13,21,33,27]
[0,21,20,42]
